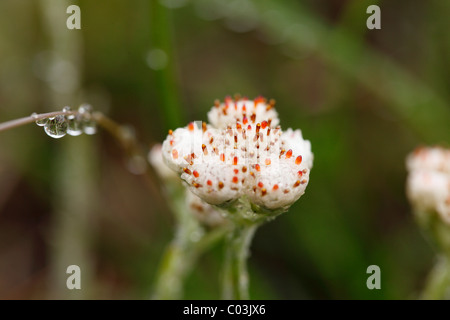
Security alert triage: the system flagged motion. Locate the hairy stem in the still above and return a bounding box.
[153,222,228,299]
[152,189,228,299]
[421,255,450,300]
[222,223,258,300]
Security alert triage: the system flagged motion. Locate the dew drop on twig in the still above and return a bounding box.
[78,104,96,135]
[83,120,97,135]
[44,115,68,138]
[78,104,93,115]
[32,112,48,127]
[67,114,83,136]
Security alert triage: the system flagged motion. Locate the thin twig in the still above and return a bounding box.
[0,111,76,132]
[0,110,138,151]
[92,112,137,151]
[0,109,148,173]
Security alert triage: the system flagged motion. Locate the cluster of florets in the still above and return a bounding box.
[161,96,313,213]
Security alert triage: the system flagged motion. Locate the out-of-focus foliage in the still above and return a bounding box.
[0,0,448,299]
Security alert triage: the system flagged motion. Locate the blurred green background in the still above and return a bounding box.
[0,0,449,299]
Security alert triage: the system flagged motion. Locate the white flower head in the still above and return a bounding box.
[406,147,450,224]
[162,96,313,215]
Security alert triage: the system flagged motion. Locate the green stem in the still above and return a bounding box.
[421,255,450,300]
[222,223,258,300]
[417,209,450,300]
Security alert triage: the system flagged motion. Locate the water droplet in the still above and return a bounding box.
[36,118,48,127]
[67,114,83,136]
[78,104,93,115]
[32,112,48,127]
[78,104,96,135]
[83,120,97,135]
[44,115,67,138]
[62,106,72,113]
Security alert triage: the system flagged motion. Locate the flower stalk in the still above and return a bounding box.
[152,188,202,299]
[152,194,230,299]
[222,221,258,300]
[421,255,450,300]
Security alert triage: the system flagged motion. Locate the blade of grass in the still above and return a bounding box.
[149,1,184,130]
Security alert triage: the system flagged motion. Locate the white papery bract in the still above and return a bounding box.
[185,190,226,227]
[406,147,450,224]
[162,96,313,213]
[149,144,179,182]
